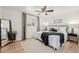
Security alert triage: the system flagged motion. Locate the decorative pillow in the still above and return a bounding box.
[49,28,57,32]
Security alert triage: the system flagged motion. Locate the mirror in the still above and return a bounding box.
[0,18,12,47]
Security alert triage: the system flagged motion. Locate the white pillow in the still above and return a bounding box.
[58,27,68,42]
[58,27,67,33]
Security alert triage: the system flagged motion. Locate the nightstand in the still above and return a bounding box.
[68,33,78,43]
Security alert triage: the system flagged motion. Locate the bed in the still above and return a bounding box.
[34,25,68,49]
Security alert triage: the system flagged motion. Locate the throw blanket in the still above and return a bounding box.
[41,32,64,46]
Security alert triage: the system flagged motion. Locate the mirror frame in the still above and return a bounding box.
[0,18,12,47]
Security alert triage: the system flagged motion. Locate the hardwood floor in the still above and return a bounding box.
[0,41,24,53]
[21,38,79,53]
[0,38,79,53]
[64,41,79,53]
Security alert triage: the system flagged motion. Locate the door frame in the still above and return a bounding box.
[22,12,40,40]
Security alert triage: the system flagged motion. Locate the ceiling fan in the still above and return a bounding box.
[35,6,54,15]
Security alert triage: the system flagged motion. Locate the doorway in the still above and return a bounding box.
[22,13,40,40]
[26,14,40,39]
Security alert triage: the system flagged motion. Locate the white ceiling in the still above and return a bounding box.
[26,6,79,16]
[27,6,79,11]
[1,6,79,16]
[1,6,26,12]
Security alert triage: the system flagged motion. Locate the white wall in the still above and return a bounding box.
[2,6,78,39]
[34,7,79,36]
[39,12,79,25]
[26,6,79,36]
[39,7,79,31]
[1,7,25,40]
[0,7,2,18]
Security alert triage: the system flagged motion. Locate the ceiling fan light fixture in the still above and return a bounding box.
[36,6,54,15]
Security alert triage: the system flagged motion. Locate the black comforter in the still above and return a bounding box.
[41,32,64,46]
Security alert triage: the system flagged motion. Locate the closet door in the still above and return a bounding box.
[26,14,38,39]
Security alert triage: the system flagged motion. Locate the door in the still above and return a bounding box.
[26,14,38,39]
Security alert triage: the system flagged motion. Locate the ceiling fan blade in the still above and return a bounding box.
[34,10,41,12]
[46,10,54,12]
[41,6,47,12]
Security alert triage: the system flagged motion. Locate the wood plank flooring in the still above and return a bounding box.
[0,38,79,53]
[0,42,24,53]
[21,38,79,53]
[64,41,79,53]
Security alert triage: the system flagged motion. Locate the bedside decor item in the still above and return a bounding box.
[71,28,74,34]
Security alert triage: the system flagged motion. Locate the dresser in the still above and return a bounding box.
[68,33,79,43]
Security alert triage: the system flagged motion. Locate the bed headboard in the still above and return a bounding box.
[47,24,68,33]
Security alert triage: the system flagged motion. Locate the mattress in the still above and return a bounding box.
[34,31,49,41]
[34,31,67,43]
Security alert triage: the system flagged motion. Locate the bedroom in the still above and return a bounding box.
[0,6,79,52]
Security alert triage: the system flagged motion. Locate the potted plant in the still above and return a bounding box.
[7,31,12,41]
[7,31,17,42]
[12,31,17,42]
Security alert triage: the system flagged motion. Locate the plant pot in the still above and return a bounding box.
[7,31,17,43]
